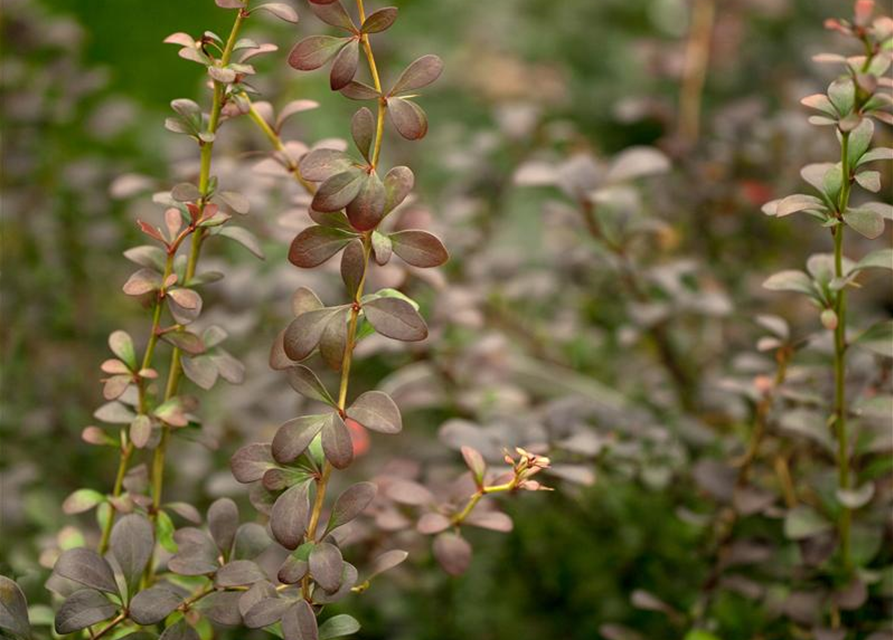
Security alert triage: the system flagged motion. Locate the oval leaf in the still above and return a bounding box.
[346,390,402,434]
[271,482,311,550]
[363,296,428,341]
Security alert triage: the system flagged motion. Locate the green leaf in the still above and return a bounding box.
[762,270,814,297]
[784,505,832,540]
[828,77,855,116]
[157,510,177,553]
[62,489,105,515]
[217,226,265,259]
[773,194,826,218]
[319,614,361,639]
[852,248,893,273]
[857,147,893,166]
[683,632,722,640]
[843,207,885,239]
[846,118,874,166]
[821,163,843,202]
[836,484,875,509]
[108,330,137,370]
[855,320,893,358]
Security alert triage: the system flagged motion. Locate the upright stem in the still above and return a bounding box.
[678,0,715,146]
[832,220,850,569]
[143,9,247,586]
[245,100,316,194]
[98,255,175,553]
[357,0,386,169]
[299,3,386,601]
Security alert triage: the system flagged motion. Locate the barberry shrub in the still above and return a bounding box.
[0,0,553,638]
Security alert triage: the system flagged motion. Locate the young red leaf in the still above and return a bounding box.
[288,35,348,71]
[308,542,344,592]
[340,239,366,299]
[345,172,386,231]
[253,2,299,23]
[281,600,318,640]
[389,54,443,95]
[325,482,377,535]
[230,443,275,483]
[309,0,356,31]
[288,226,355,268]
[299,148,355,182]
[284,308,343,362]
[461,446,487,485]
[362,7,398,33]
[319,309,349,371]
[312,169,366,212]
[322,413,353,469]
[351,107,375,162]
[340,81,380,100]
[383,166,414,213]
[330,38,360,90]
[387,97,428,140]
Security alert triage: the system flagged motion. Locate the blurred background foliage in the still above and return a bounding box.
[2,0,891,638]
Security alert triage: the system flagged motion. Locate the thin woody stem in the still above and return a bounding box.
[357,0,387,168]
[99,253,176,553]
[831,38,876,574]
[149,6,248,514]
[91,614,125,640]
[301,232,374,602]
[451,480,517,527]
[678,0,715,146]
[142,9,248,587]
[244,98,317,195]
[299,0,388,601]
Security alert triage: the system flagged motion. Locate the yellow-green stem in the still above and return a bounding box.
[245,98,316,194]
[91,613,126,640]
[144,9,247,586]
[451,480,516,527]
[301,235,373,600]
[357,0,386,169]
[833,128,852,570]
[833,224,851,569]
[98,254,175,553]
[300,0,386,602]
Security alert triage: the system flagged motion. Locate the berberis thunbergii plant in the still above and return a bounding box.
[0,0,554,639]
[759,0,892,632]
